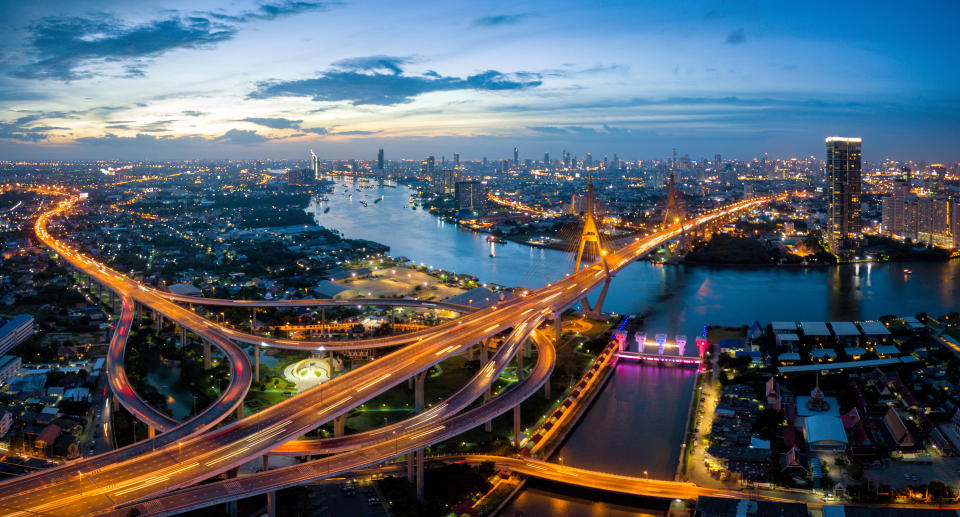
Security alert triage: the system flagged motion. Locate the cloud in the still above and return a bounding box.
[302,127,328,135]
[239,117,303,129]
[472,14,528,27]
[203,1,334,23]
[216,128,268,144]
[331,55,412,75]
[13,2,337,81]
[14,15,236,80]
[0,115,61,141]
[249,58,542,106]
[74,133,208,147]
[725,28,746,45]
[527,126,570,135]
[330,129,380,136]
[181,110,208,117]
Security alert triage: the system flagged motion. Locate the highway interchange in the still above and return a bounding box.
[0,192,774,516]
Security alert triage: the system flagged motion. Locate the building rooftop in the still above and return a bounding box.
[800,321,831,336]
[804,415,848,446]
[857,320,891,336]
[778,357,910,374]
[772,321,798,331]
[167,283,202,296]
[830,321,861,336]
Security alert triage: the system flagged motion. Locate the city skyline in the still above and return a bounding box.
[2,0,959,161]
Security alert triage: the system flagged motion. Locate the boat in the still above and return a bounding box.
[323,206,330,213]
[411,206,417,210]
[374,197,381,204]
[903,268,912,275]
[486,235,506,244]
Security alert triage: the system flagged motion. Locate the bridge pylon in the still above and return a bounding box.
[573,175,611,319]
[661,165,690,252]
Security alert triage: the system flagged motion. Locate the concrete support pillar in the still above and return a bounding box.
[254,343,261,382]
[334,415,346,437]
[203,340,211,370]
[553,314,563,341]
[178,326,187,348]
[415,447,425,502]
[544,376,551,400]
[591,277,612,318]
[266,490,276,517]
[154,310,161,333]
[148,426,155,438]
[235,404,243,419]
[109,290,115,312]
[225,467,239,517]
[414,371,426,412]
[523,338,531,359]
[513,405,522,450]
[262,454,269,472]
[251,308,257,332]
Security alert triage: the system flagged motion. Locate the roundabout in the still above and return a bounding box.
[282,356,343,391]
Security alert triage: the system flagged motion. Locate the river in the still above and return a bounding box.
[309,177,958,516]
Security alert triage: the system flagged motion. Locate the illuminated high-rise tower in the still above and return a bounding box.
[513,146,519,166]
[310,150,320,180]
[826,136,862,252]
[377,148,384,170]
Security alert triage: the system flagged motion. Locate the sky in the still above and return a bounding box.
[1,0,959,162]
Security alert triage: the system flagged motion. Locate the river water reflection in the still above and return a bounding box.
[311,178,958,515]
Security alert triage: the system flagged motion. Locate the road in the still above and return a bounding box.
[112,322,558,517]
[0,193,772,517]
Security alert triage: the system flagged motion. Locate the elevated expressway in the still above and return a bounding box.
[0,194,772,517]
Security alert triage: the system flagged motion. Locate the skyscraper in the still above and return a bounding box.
[881,179,909,237]
[544,152,549,167]
[453,153,460,169]
[513,147,519,166]
[826,136,862,252]
[427,155,435,176]
[310,150,320,180]
[377,148,384,170]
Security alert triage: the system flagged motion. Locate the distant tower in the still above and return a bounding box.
[826,136,862,252]
[513,146,519,166]
[453,153,460,169]
[427,155,435,176]
[544,152,550,167]
[377,148,384,170]
[310,150,320,180]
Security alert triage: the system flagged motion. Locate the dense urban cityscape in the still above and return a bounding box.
[2,2,959,517]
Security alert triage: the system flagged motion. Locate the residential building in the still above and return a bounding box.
[0,314,34,356]
[826,136,862,251]
[455,181,485,211]
[0,355,21,385]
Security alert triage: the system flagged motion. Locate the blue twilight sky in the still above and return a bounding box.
[1,0,958,162]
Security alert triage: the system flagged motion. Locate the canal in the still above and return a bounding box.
[310,178,958,515]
